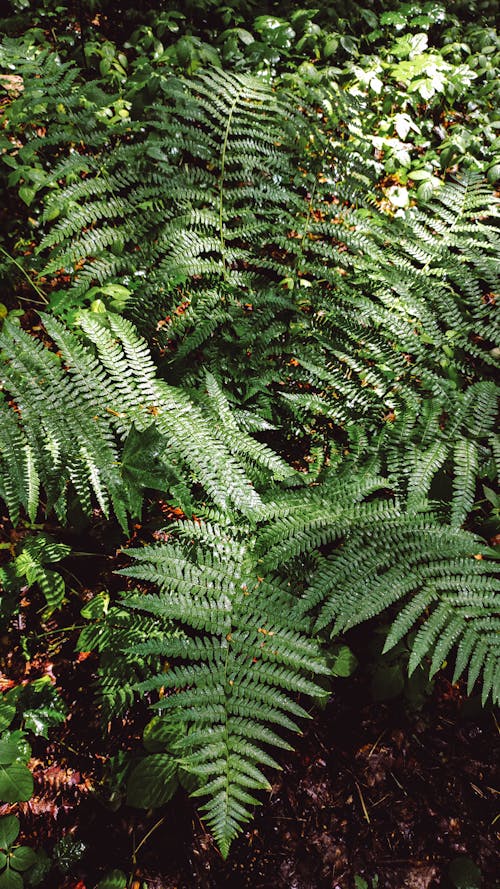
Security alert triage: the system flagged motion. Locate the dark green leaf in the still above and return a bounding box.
[96,870,127,889]
[448,857,482,889]
[371,663,405,702]
[0,763,34,802]
[10,846,37,872]
[127,754,179,808]
[0,817,19,851]
[0,868,23,889]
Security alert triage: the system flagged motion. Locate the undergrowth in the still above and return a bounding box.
[0,0,499,878]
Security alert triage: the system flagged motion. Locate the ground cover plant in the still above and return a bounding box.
[0,1,499,887]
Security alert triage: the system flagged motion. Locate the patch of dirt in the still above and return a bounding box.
[32,674,500,889]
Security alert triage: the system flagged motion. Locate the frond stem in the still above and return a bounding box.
[219,87,244,281]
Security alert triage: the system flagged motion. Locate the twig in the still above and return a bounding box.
[390,771,406,794]
[132,814,168,865]
[368,730,386,757]
[355,781,371,824]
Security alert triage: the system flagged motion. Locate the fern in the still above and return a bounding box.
[298,510,500,705]
[78,591,178,718]
[0,312,293,527]
[118,518,329,857]
[0,533,70,616]
[2,49,499,862]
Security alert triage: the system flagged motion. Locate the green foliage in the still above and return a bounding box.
[0,815,43,889]
[1,0,499,866]
[78,590,177,718]
[297,511,500,706]
[0,534,70,616]
[0,732,33,803]
[0,311,284,529]
[0,683,61,887]
[0,678,66,816]
[110,471,498,853]
[117,513,331,856]
[0,677,66,738]
[126,754,178,809]
[96,871,127,889]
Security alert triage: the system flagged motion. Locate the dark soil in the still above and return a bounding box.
[76,677,497,889]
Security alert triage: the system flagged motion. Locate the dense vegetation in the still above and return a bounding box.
[0,1,498,887]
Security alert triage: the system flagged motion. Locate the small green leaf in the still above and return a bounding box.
[0,733,29,766]
[97,869,128,889]
[408,169,432,180]
[329,644,358,677]
[340,35,358,55]
[18,186,36,206]
[0,704,16,734]
[90,299,107,314]
[0,816,20,851]
[99,283,131,310]
[9,846,37,872]
[448,857,482,888]
[417,180,435,201]
[236,28,254,46]
[0,868,23,889]
[487,163,500,184]
[483,485,499,508]
[323,36,338,57]
[23,705,66,738]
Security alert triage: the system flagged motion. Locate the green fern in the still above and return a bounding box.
[0,533,70,616]
[0,312,291,527]
[78,591,178,718]
[2,48,499,863]
[297,510,500,705]
[118,518,329,857]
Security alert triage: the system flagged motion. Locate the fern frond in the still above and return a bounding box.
[118,519,329,857]
[300,510,500,704]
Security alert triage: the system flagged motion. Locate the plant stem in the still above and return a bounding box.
[132,815,168,865]
[0,244,48,303]
[34,624,86,637]
[219,87,243,281]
